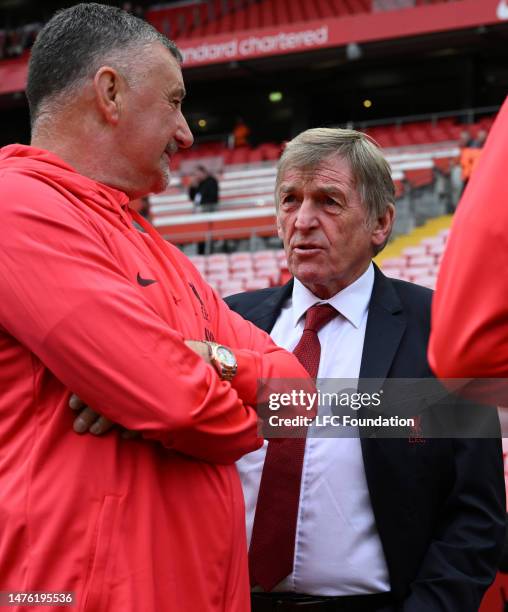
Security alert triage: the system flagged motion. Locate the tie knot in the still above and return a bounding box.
[303,303,337,333]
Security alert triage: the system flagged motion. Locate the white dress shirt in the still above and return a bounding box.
[237,263,391,595]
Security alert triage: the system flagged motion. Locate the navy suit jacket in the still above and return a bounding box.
[226,265,505,611]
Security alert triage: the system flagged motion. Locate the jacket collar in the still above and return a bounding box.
[244,279,294,333]
[247,264,406,381]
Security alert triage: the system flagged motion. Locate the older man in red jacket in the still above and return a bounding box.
[0,5,310,611]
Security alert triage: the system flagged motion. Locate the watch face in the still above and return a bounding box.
[217,346,236,366]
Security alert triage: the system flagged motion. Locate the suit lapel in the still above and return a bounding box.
[359,265,406,381]
[357,266,406,440]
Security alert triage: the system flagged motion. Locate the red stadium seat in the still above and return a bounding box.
[229,147,251,165]
[405,168,434,188]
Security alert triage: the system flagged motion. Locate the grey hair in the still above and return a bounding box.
[275,128,395,234]
[26,2,182,125]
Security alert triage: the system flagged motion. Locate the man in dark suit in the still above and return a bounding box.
[188,164,219,213]
[188,164,219,254]
[226,128,505,612]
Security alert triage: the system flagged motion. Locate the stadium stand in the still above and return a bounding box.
[0,0,464,56]
[145,0,253,40]
[149,113,494,250]
[364,115,496,149]
[186,0,371,38]
[145,0,452,40]
[188,247,286,297]
[183,216,448,298]
[377,228,449,289]
[167,114,494,172]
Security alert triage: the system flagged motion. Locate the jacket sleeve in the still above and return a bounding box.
[196,279,315,415]
[429,96,508,385]
[401,410,506,611]
[0,177,261,464]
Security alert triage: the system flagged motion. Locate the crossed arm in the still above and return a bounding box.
[69,340,214,436]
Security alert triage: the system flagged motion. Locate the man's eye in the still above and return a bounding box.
[323,197,343,212]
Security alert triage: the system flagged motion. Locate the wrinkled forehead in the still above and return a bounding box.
[277,154,355,192]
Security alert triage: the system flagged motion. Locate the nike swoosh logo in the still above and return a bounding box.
[498,0,508,19]
[137,272,157,287]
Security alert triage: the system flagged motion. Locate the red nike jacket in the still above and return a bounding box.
[0,145,310,611]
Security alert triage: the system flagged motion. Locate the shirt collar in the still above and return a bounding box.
[291,263,374,329]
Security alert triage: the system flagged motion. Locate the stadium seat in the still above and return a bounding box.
[245,278,272,291]
[382,257,407,269]
[220,280,245,298]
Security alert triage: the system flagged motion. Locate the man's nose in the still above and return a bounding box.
[175,112,194,149]
[294,199,319,230]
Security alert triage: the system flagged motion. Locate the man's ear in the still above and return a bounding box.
[371,203,395,249]
[93,66,124,125]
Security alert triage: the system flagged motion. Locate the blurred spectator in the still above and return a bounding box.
[459,129,474,190]
[449,156,463,210]
[0,23,42,59]
[6,29,23,57]
[121,3,145,19]
[231,116,250,148]
[188,165,219,213]
[459,128,473,148]
[188,165,219,255]
[467,128,488,178]
[470,128,488,148]
[459,127,488,195]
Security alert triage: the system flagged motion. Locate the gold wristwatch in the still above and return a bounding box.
[206,342,238,381]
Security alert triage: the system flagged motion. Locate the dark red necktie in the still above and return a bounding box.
[249,303,338,591]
